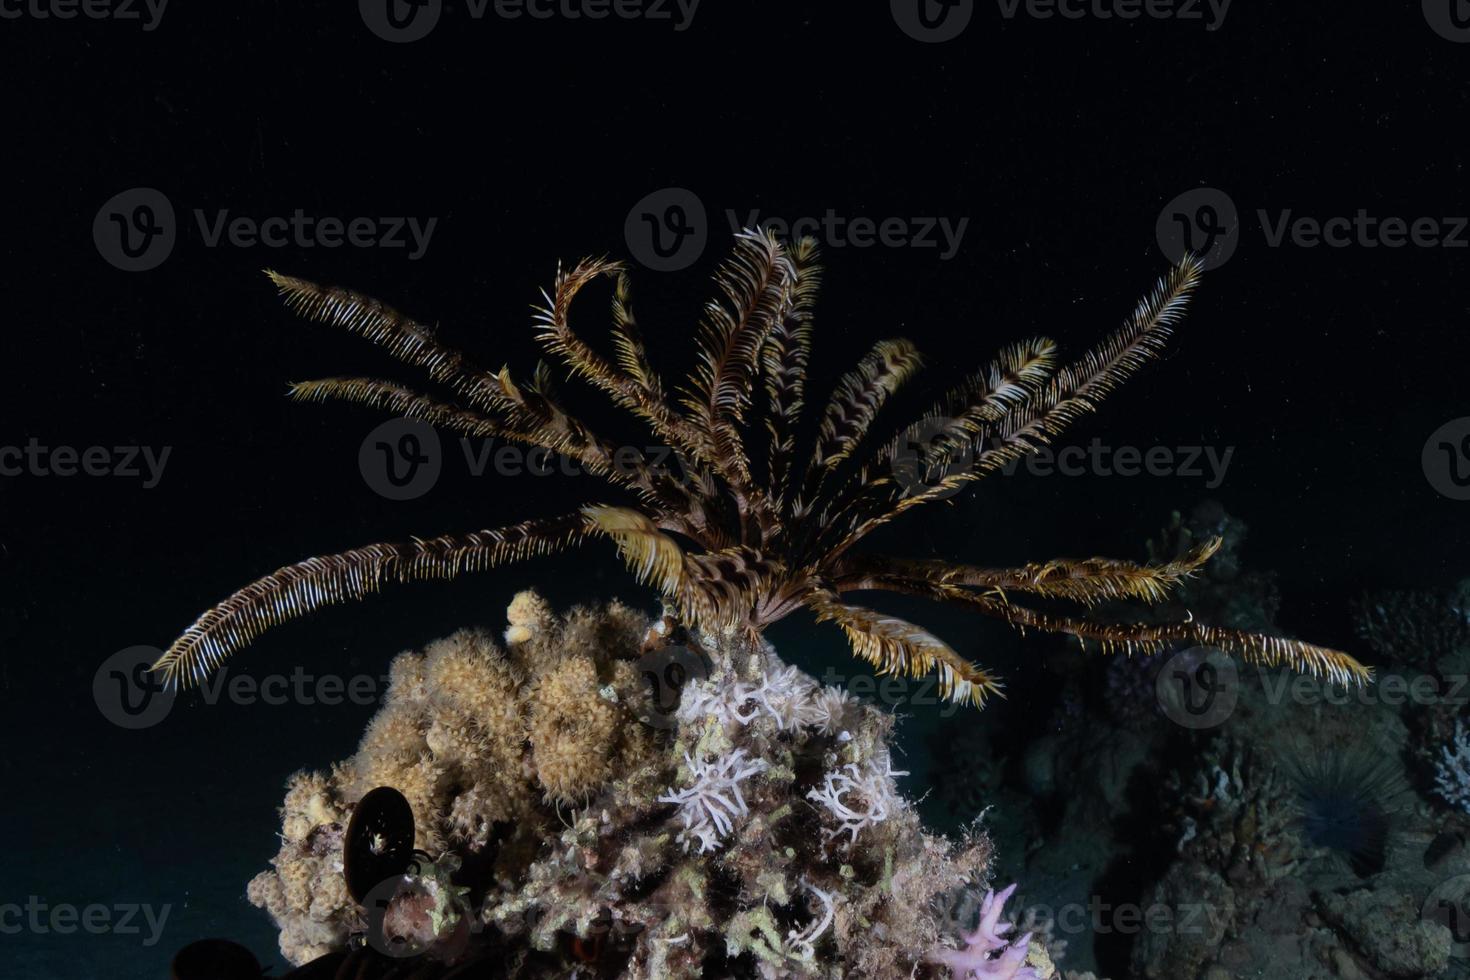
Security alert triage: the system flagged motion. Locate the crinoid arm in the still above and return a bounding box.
[805,587,1004,708]
[851,575,1370,687]
[151,514,593,688]
[836,537,1224,608]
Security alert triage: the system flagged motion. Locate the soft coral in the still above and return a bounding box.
[929,883,1041,979]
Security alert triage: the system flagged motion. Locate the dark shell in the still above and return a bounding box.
[344,786,417,904]
[170,938,262,980]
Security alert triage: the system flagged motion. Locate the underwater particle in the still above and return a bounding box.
[344,785,417,903]
[1283,747,1408,876]
[169,939,263,980]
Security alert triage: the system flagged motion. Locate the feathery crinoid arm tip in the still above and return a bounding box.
[263,269,507,412]
[151,514,590,689]
[580,504,689,601]
[812,338,924,470]
[681,228,796,481]
[806,588,1003,708]
[819,256,1206,557]
[859,536,1224,608]
[934,586,1371,687]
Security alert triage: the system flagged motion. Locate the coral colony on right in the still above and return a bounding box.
[158,232,1380,978]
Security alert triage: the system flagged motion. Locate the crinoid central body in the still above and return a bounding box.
[153,231,1369,704]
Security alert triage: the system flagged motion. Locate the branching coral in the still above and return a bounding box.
[1434,719,1470,813]
[657,748,769,853]
[929,883,1041,979]
[807,752,910,847]
[153,234,1369,707]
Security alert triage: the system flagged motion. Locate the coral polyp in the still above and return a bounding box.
[152,232,1368,704]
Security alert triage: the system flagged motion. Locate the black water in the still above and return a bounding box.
[3,5,1469,978]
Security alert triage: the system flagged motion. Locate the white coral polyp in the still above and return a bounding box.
[807,752,909,844]
[676,661,822,732]
[658,748,769,853]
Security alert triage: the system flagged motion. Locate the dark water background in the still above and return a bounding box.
[3,4,1469,977]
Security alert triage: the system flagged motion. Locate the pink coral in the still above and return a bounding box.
[930,883,1040,979]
